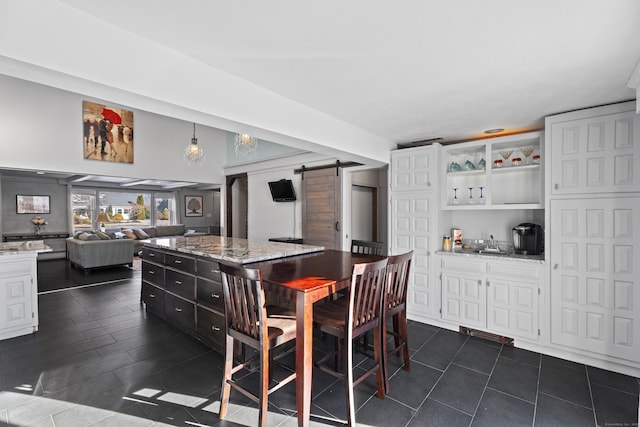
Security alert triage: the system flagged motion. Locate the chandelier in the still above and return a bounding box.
[184,123,205,166]
[234,133,258,157]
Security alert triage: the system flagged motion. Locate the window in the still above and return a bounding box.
[71,188,176,233]
[71,191,96,231]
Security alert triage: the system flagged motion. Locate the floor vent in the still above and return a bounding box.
[459,326,514,346]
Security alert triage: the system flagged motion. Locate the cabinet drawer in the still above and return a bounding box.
[197,306,225,352]
[141,247,165,264]
[196,259,221,282]
[165,253,195,272]
[165,269,195,300]
[486,261,541,282]
[440,256,485,273]
[165,293,195,330]
[142,261,165,287]
[197,277,224,312]
[141,282,165,316]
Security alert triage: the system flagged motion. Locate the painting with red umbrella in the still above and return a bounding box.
[82,100,134,163]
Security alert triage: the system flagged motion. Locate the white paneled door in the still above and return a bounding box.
[391,192,437,320]
[550,197,640,362]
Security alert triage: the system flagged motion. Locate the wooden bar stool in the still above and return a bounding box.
[382,250,413,393]
[218,262,297,427]
[313,258,389,426]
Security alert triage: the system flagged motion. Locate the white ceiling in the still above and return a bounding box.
[55,0,640,146]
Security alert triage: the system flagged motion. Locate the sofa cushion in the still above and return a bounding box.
[155,224,185,237]
[121,229,138,240]
[78,232,100,241]
[132,228,150,239]
[94,230,112,240]
[141,227,157,238]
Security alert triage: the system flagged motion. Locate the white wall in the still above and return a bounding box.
[0,74,227,185]
[247,170,301,242]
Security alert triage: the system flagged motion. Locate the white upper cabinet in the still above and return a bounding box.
[391,146,435,192]
[442,131,543,210]
[547,104,640,195]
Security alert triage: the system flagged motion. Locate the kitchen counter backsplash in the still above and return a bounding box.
[438,238,544,263]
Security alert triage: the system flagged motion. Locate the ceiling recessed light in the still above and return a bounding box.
[484,128,504,134]
[36,171,45,175]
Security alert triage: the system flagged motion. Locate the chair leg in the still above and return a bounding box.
[219,335,234,419]
[392,314,401,350]
[382,317,390,394]
[399,312,410,372]
[344,334,356,427]
[373,325,385,399]
[258,348,269,427]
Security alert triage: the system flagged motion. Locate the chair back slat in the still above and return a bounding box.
[385,251,413,311]
[219,263,266,343]
[348,258,388,335]
[351,239,385,256]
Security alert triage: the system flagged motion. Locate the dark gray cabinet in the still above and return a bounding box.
[140,245,226,352]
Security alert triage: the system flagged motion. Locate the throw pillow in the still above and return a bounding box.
[132,228,150,239]
[78,232,99,241]
[94,230,111,240]
[121,229,138,240]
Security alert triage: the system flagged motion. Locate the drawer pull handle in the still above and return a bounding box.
[175,280,182,285]
[175,307,182,312]
[477,280,482,286]
[212,293,220,299]
[175,260,182,264]
[212,326,221,331]
[553,264,559,270]
[148,271,155,275]
[149,253,155,257]
[149,293,155,298]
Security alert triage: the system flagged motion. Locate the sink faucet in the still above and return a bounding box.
[486,235,500,251]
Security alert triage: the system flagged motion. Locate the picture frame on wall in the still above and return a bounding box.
[185,195,203,217]
[83,100,134,164]
[17,195,50,214]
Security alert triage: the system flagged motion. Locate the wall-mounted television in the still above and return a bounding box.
[268,179,296,202]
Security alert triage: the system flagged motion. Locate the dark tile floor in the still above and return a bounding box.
[0,259,637,426]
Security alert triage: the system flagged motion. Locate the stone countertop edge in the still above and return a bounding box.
[436,249,545,263]
[142,236,325,264]
[0,240,52,256]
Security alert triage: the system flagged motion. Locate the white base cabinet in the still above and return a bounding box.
[439,254,542,342]
[0,253,38,340]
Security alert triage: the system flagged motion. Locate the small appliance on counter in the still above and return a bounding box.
[512,223,543,255]
[451,228,463,250]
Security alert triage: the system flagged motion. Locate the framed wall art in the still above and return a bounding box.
[83,100,134,164]
[185,195,204,217]
[17,195,50,214]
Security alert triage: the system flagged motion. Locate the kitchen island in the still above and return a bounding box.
[140,236,324,352]
[0,240,51,340]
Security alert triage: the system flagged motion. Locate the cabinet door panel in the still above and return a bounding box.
[550,110,640,194]
[391,148,434,192]
[487,278,538,341]
[391,192,437,319]
[550,198,640,361]
[441,272,484,328]
[0,274,32,331]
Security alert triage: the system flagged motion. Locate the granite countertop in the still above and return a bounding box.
[143,235,324,264]
[436,249,545,264]
[0,240,52,256]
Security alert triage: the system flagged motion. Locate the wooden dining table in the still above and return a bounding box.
[246,249,385,427]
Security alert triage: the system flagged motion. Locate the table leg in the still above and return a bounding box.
[296,292,313,427]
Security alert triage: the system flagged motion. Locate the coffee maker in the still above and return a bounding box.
[512,223,543,255]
